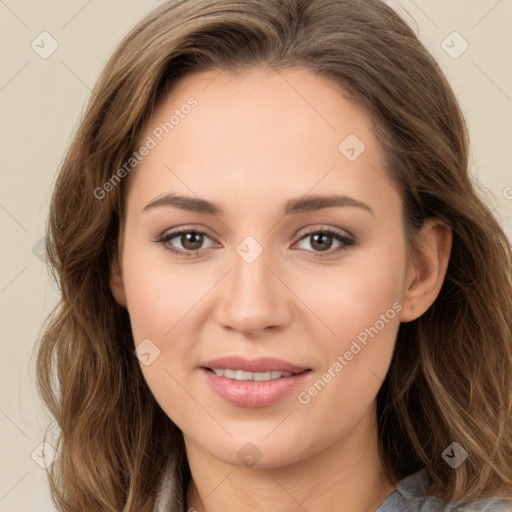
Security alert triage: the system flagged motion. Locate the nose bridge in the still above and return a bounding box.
[232,249,273,301]
[216,237,292,334]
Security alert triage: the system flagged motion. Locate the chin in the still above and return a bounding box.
[191,429,312,470]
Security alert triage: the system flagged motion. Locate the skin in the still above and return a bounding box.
[110,67,452,511]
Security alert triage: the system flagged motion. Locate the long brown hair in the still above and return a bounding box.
[34,0,512,510]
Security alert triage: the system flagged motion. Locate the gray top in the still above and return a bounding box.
[376,469,511,511]
[154,457,511,512]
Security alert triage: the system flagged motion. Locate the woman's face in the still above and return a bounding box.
[114,67,415,468]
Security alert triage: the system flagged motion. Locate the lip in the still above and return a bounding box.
[201,356,309,374]
[200,356,312,408]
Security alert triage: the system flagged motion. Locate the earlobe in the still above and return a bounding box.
[399,219,452,323]
[109,256,127,307]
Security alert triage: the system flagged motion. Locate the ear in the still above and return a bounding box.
[109,254,127,307]
[399,218,452,323]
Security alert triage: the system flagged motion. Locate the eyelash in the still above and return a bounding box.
[155,226,355,258]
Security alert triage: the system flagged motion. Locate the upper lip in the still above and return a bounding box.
[201,356,310,374]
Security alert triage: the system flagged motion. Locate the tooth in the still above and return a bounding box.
[210,368,295,380]
[253,371,272,381]
[235,370,253,381]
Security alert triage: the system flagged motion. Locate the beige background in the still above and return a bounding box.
[1,1,511,510]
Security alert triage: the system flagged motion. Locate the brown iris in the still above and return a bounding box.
[181,232,204,250]
[309,233,333,252]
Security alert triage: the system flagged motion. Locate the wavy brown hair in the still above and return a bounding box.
[34,0,512,510]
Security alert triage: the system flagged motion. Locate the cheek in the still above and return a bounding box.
[285,270,402,463]
[296,246,406,350]
[121,238,213,343]
[292,245,405,414]
[120,240,222,418]
[120,243,206,427]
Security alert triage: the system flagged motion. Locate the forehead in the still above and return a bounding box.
[155,66,374,153]
[127,67,398,219]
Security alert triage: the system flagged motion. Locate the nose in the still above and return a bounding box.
[214,246,293,336]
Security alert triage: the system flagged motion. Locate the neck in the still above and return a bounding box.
[185,403,397,512]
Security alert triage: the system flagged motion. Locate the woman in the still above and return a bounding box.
[35,0,512,510]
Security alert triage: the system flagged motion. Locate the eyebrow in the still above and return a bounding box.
[143,193,374,216]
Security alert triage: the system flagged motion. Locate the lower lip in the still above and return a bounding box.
[202,368,311,408]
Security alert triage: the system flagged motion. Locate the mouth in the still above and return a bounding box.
[204,367,306,381]
[200,356,312,408]
[201,355,310,374]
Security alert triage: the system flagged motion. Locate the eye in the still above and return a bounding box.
[294,228,354,255]
[155,226,353,258]
[156,228,218,257]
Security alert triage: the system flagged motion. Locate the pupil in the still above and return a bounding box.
[311,233,332,251]
[182,232,203,250]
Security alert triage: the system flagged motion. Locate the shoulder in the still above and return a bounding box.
[376,469,512,512]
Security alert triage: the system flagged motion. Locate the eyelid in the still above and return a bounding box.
[294,224,355,240]
[156,224,217,239]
